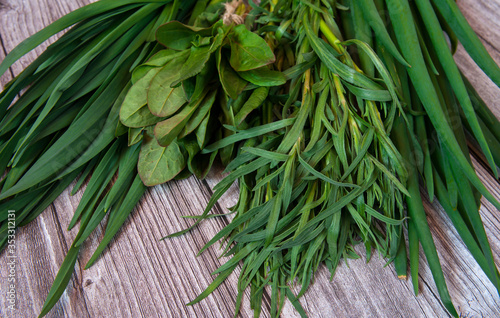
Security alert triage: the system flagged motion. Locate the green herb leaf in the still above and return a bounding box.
[217,51,248,100]
[229,24,276,72]
[239,67,286,87]
[121,68,167,128]
[138,133,186,186]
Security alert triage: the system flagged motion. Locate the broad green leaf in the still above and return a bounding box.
[238,67,286,87]
[171,42,215,87]
[182,136,217,179]
[138,134,186,186]
[150,86,187,117]
[229,24,276,71]
[121,68,166,128]
[191,54,217,102]
[147,52,189,117]
[154,90,209,147]
[132,49,187,83]
[156,20,221,50]
[217,49,248,100]
[195,110,211,148]
[218,93,235,166]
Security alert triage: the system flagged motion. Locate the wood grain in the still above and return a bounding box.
[0,1,499,317]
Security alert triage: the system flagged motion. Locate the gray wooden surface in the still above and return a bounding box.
[0,0,499,317]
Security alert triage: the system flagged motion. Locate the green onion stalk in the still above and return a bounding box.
[0,0,199,316]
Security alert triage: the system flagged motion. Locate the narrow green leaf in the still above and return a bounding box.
[234,87,269,125]
[387,0,500,212]
[0,68,129,200]
[105,142,141,211]
[357,0,409,67]
[0,0,165,76]
[202,118,295,154]
[180,89,217,138]
[68,140,121,229]
[303,16,382,90]
[415,0,497,178]
[85,174,146,268]
[392,115,457,317]
[432,0,500,87]
[38,245,80,318]
[298,155,359,188]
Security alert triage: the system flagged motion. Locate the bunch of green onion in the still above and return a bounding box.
[0,0,198,315]
[0,0,499,317]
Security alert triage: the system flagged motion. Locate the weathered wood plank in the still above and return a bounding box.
[0,0,499,317]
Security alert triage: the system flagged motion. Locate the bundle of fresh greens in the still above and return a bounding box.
[158,0,500,316]
[0,0,499,317]
[155,3,411,317]
[0,0,199,315]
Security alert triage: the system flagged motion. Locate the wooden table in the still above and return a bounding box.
[0,1,499,317]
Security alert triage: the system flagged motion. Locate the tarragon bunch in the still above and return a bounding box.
[166,2,411,316]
